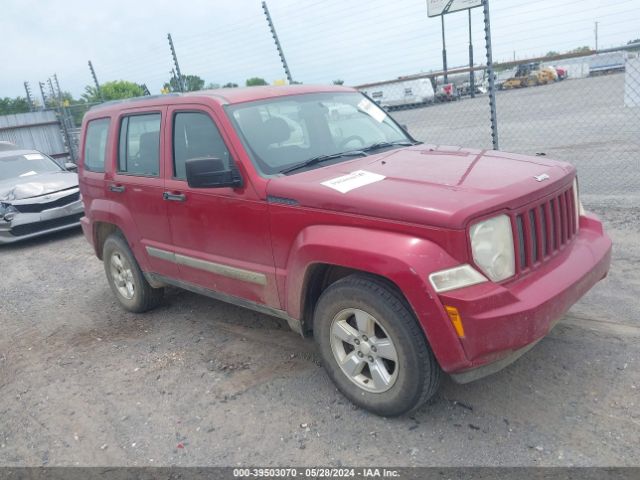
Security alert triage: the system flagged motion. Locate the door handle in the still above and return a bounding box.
[109,184,125,193]
[162,192,186,202]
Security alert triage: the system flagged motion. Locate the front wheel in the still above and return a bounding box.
[103,233,164,313]
[314,274,441,416]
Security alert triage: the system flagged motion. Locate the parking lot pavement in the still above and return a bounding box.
[0,200,638,467]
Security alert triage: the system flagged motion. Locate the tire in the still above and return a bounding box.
[314,274,442,416]
[102,233,164,313]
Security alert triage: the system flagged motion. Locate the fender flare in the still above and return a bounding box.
[284,225,469,372]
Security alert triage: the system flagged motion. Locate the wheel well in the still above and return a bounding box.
[94,222,120,260]
[300,264,409,336]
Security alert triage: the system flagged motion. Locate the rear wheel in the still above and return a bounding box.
[103,233,163,313]
[314,274,441,416]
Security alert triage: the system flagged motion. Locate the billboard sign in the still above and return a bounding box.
[427,0,483,17]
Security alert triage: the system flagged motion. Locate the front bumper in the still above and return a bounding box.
[438,213,612,381]
[0,200,84,244]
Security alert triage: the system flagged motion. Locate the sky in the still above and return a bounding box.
[2,0,639,99]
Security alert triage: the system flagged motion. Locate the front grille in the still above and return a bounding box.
[13,191,80,213]
[512,184,577,273]
[10,213,82,237]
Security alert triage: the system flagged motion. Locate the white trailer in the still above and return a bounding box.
[360,78,435,109]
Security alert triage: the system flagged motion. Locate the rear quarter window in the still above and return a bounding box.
[84,118,110,173]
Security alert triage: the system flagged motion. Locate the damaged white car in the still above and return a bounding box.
[0,148,83,244]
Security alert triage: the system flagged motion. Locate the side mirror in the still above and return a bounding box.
[65,162,78,172]
[185,157,243,189]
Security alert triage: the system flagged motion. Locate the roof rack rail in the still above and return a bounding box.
[89,93,181,110]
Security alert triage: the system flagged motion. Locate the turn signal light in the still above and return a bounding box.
[445,305,465,338]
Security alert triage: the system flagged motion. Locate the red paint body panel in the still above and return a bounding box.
[78,85,612,378]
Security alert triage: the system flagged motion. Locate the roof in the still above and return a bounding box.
[184,84,355,104]
[88,84,356,115]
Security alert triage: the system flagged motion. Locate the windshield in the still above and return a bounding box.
[227,92,412,175]
[0,153,63,182]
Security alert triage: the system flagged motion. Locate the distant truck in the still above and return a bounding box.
[360,78,435,110]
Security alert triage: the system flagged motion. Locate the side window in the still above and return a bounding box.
[118,113,161,176]
[84,118,110,172]
[172,112,231,179]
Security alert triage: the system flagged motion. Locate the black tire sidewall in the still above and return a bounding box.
[315,277,436,416]
[103,234,159,313]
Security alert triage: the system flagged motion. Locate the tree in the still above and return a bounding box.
[0,97,31,115]
[627,39,640,51]
[569,46,591,54]
[222,82,239,88]
[245,77,268,87]
[163,74,205,93]
[82,80,145,103]
[205,82,220,89]
[545,51,560,58]
[332,79,345,85]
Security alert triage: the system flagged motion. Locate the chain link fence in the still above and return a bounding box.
[359,46,640,196]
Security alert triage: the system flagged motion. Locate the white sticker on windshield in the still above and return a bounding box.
[357,98,387,123]
[24,153,44,160]
[19,170,38,177]
[321,170,386,194]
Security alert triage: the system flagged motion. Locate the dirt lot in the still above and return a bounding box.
[0,195,638,467]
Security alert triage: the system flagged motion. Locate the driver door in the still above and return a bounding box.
[162,104,280,309]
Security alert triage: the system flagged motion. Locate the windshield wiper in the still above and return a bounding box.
[362,140,421,152]
[280,150,368,174]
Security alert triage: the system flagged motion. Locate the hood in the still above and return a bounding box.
[267,145,575,229]
[0,171,79,202]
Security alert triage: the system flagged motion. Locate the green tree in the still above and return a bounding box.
[332,79,345,85]
[82,80,145,103]
[545,51,560,58]
[245,77,268,87]
[163,74,205,92]
[569,46,591,54]
[222,82,239,88]
[0,97,31,115]
[205,82,220,89]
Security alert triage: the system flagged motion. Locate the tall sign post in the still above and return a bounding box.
[426,0,482,87]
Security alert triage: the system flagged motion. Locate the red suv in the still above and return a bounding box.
[78,85,611,416]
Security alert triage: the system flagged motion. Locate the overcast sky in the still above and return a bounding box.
[2,0,639,99]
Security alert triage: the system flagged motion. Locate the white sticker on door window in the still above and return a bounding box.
[24,153,44,160]
[321,170,386,194]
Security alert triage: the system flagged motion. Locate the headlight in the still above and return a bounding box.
[0,203,18,220]
[470,214,515,282]
[429,264,487,293]
[573,177,584,225]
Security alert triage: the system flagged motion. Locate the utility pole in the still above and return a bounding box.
[262,1,294,84]
[167,33,184,92]
[594,21,599,52]
[483,0,499,150]
[88,60,104,102]
[441,15,448,84]
[468,8,474,98]
[24,82,35,112]
[38,82,48,110]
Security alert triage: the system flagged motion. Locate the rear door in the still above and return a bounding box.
[110,107,178,278]
[162,104,279,308]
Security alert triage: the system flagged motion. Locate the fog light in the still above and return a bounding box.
[445,305,465,338]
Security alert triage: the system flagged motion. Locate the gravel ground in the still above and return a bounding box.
[0,195,638,467]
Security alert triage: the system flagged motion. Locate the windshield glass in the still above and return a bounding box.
[226,92,412,175]
[0,153,62,182]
